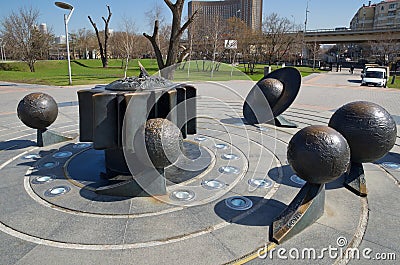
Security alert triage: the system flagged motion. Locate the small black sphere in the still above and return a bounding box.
[257,78,284,107]
[287,125,350,184]
[143,118,183,169]
[17,93,58,130]
[329,101,397,163]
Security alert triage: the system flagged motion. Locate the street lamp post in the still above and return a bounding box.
[55,2,74,85]
[303,0,310,65]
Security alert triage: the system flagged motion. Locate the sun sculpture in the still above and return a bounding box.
[77,65,196,197]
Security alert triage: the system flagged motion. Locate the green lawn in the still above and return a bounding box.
[0,58,365,86]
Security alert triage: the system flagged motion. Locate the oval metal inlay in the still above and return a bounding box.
[221,153,240,160]
[22,154,41,160]
[290,174,306,185]
[170,190,195,201]
[214,143,228,150]
[194,136,207,142]
[38,161,59,169]
[52,151,73,159]
[225,196,253,211]
[248,178,273,188]
[73,143,92,149]
[44,186,70,197]
[32,175,54,184]
[218,166,240,174]
[201,179,226,190]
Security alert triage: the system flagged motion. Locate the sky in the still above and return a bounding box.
[0,0,370,36]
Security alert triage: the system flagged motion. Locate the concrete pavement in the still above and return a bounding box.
[0,70,398,265]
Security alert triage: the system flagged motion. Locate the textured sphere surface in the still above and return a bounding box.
[287,125,350,184]
[17,93,58,129]
[144,118,183,169]
[258,78,284,107]
[329,101,397,163]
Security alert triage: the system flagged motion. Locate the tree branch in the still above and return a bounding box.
[143,20,165,69]
[178,9,198,37]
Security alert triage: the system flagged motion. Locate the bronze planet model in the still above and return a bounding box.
[243,67,301,127]
[329,101,397,196]
[273,125,350,244]
[17,92,58,130]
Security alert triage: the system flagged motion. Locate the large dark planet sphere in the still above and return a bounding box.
[257,78,284,107]
[287,125,350,184]
[17,93,58,130]
[328,101,397,163]
[143,118,183,169]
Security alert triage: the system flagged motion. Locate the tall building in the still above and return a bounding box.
[39,23,47,34]
[350,0,400,29]
[188,0,263,32]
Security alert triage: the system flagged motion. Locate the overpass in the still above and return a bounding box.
[303,26,400,44]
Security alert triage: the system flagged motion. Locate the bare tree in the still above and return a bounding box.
[119,17,137,78]
[0,7,52,72]
[369,31,398,65]
[88,5,112,68]
[262,13,300,65]
[144,0,198,76]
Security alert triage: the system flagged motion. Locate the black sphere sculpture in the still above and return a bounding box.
[16,93,71,147]
[243,67,301,128]
[329,101,397,196]
[143,118,183,169]
[17,93,58,130]
[287,125,350,184]
[272,125,350,244]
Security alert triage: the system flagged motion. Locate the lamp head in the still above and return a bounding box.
[55,2,73,10]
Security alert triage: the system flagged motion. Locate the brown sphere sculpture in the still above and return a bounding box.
[329,101,397,163]
[287,125,350,184]
[142,118,183,169]
[17,93,58,130]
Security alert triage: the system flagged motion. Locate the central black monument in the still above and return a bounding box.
[77,69,196,196]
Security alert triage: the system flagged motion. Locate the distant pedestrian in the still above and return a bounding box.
[350,65,355,74]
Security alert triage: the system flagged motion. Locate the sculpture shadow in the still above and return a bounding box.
[214,196,286,227]
[79,183,131,202]
[347,79,362,84]
[268,165,345,190]
[0,140,36,151]
[373,152,400,165]
[220,117,249,125]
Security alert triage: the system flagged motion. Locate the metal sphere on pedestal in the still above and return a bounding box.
[17,93,58,130]
[287,125,350,184]
[328,101,397,163]
[143,118,183,169]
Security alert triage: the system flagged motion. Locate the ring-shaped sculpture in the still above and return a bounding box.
[243,67,301,127]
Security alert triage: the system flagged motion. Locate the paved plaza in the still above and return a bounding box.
[0,69,398,265]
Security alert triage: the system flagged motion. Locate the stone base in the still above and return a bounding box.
[344,162,367,197]
[37,129,75,147]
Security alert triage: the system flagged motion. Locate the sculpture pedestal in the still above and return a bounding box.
[344,162,367,197]
[37,129,74,147]
[272,183,325,244]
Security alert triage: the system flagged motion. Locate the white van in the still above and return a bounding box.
[361,67,388,87]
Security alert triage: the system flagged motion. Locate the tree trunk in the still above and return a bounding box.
[88,5,112,68]
[144,0,198,76]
